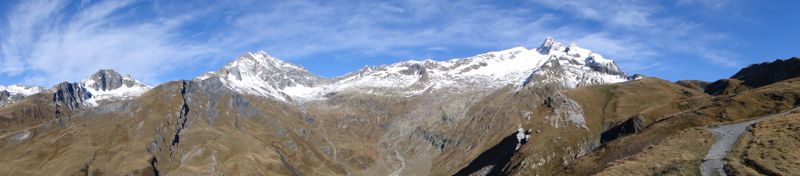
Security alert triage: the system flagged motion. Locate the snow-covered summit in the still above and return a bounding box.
[522,38,629,88]
[328,37,629,93]
[203,37,633,102]
[0,85,45,107]
[537,37,564,55]
[198,51,328,101]
[1,69,149,108]
[0,85,45,96]
[79,69,151,103]
[330,46,548,93]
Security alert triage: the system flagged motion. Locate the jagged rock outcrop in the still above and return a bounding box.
[80,69,150,102]
[536,37,563,55]
[600,115,646,143]
[585,55,624,76]
[0,90,23,107]
[52,82,92,110]
[84,69,141,91]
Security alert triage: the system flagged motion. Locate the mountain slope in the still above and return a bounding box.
[7,38,799,176]
[564,58,800,175]
[0,37,641,176]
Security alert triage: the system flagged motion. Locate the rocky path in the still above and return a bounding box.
[699,108,797,176]
[389,147,406,176]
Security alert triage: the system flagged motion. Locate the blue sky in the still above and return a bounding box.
[0,0,798,86]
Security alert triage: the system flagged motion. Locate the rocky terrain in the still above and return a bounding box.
[0,38,797,176]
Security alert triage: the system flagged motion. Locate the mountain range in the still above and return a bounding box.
[0,38,798,176]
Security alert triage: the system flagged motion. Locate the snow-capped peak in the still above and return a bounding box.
[230,51,308,73]
[522,38,629,88]
[79,69,150,104]
[0,84,45,107]
[537,37,564,55]
[201,51,328,101]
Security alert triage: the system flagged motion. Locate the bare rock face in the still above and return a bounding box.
[52,82,92,110]
[79,69,150,103]
[84,69,140,91]
[600,115,646,143]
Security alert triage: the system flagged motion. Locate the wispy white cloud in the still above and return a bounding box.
[573,33,659,62]
[530,0,743,69]
[217,0,558,58]
[532,0,657,29]
[1,0,213,85]
[678,0,740,11]
[0,0,746,85]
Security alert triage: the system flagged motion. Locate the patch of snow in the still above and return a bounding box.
[521,111,532,121]
[516,125,531,150]
[84,98,99,107]
[79,72,151,105]
[282,85,324,101]
[0,85,45,96]
[194,72,216,81]
[84,83,150,103]
[217,66,288,101]
[12,130,31,141]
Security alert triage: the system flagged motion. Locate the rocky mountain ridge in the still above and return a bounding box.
[706,57,800,95]
[197,37,632,102]
[0,69,149,109]
[0,85,45,107]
